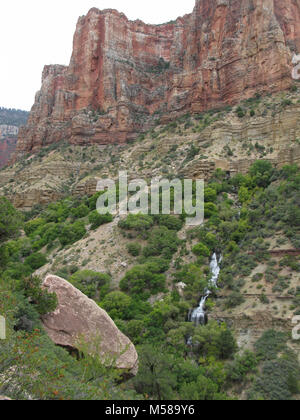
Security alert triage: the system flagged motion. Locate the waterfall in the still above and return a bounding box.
[189,253,222,326]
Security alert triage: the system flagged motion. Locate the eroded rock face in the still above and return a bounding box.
[41,275,138,375]
[0,125,18,168]
[14,0,300,159]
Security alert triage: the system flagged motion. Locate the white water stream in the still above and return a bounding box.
[189,253,222,325]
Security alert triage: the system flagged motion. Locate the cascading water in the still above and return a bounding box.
[189,253,222,326]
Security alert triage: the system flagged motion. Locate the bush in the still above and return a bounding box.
[254,330,288,361]
[17,276,57,315]
[127,242,142,257]
[0,197,23,243]
[204,187,217,203]
[225,292,245,309]
[192,243,210,257]
[120,263,166,298]
[71,204,89,219]
[69,270,111,299]
[59,221,86,246]
[119,213,153,229]
[204,203,218,218]
[88,211,113,230]
[24,252,47,270]
[143,226,180,261]
[249,160,274,188]
[101,291,133,320]
[24,218,46,236]
[154,214,183,231]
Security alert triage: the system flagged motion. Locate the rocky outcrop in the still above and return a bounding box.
[0,125,18,168]
[41,275,138,375]
[14,0,300,159]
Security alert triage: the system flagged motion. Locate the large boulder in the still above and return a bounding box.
[41,275,138,375]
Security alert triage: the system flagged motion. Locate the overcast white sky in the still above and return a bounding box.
[0,0,195,111]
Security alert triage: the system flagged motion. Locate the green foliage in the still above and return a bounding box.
[17,276,57,316]
[88,211,113,230]
[127,242,142,257]
[119,214,154,236]
[191,322,237,360]
[71,204,89,219]
[227,351,258,383]
[254,330,288,361]
[0,197,22,243]
[133,345,177,400]
[225,292,245,309]
[59,221,86,246]
[101,291,133,320]
[24,252,47,270]
[69,270,111,300]
[204,187,217,203]
[249,160,274,188]
[192,243,210,257]
[120,263,166,298]
[143,226,180,260]
[153,214,183,231]
[24,218,46,236]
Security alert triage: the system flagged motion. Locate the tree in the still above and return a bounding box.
[133,345,177,400]
[0,197,22,243]
[101,291,132,320]
[192,243,210,257]
[25,252,47,270]
[88,211,113,230]
[69,270,111,300]
[249,160,274,188]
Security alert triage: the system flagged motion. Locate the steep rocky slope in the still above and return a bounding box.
[2,88,300,209]
[13,0,300,160]
[0,109,29,168]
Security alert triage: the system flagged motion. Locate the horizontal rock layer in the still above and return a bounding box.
[14,0,300,158]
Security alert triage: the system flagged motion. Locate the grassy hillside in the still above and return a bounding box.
[0,161,299,400]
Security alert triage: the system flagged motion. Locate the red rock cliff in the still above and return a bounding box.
[14,0,300,158]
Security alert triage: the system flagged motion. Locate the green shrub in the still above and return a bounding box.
[101,291,133,320]
[254,330,288,361]
[24,252,47,270]
[225,292,245,309]
[127,242,142,257]
[119,214,154,236]
[120,263,166,298]
[71,204,89,219]
[88,211,113,230]
[192,243,210,257]
[24,218,46,236]
[17,276,57,315]
[69,270,111,299]
[143,226,180,260]
[154,214,183,231]
[59,221,86,246]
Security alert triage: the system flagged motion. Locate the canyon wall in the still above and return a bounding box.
[14,0,300,159]
[0,125,19,168]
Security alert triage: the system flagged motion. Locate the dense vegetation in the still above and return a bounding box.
[0,161,300,400]
[0,107,29,127]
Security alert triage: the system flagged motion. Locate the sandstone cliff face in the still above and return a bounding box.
[14,0,300,158]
